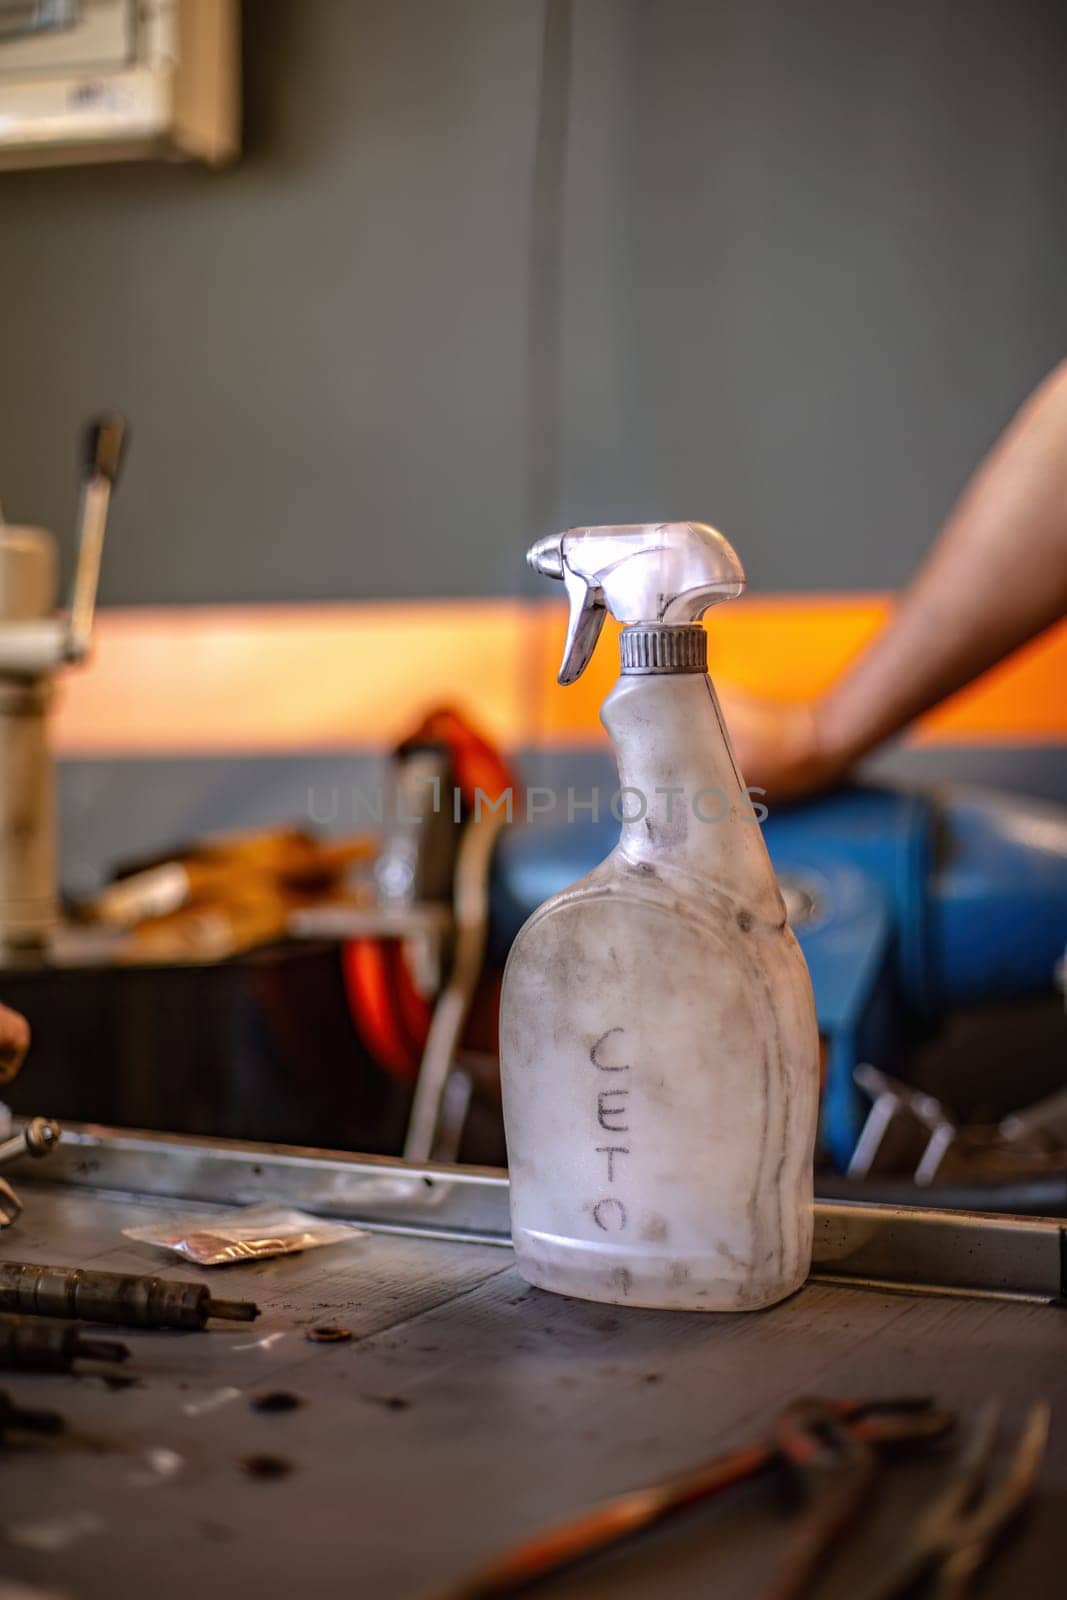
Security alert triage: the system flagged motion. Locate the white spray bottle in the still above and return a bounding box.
[500,522,819,1311]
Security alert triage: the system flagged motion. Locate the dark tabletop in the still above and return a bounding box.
[0,1183,1062,1599]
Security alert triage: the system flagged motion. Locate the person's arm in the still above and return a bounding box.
[0,1002,30,1086]
[723,359,1067,799]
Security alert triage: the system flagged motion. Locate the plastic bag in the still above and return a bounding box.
[123,1203,364,1266]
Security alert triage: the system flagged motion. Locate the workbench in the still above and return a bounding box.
[1,1130,1063,1599]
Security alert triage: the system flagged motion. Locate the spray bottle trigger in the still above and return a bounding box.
[559,566,606,685]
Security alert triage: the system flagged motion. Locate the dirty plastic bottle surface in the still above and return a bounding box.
[499,523,819,1312]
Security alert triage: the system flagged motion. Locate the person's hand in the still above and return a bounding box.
[716,686,843,804]
[0,1002,30,1086]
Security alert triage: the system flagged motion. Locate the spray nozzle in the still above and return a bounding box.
[528,522,745,684]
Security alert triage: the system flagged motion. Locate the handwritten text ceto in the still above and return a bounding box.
[589,1027,630,1233]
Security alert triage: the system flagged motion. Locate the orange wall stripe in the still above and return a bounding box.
[533,597,892,743]
[912,621,1067,744]
[54,602,532,757]
[53,599,1067,758]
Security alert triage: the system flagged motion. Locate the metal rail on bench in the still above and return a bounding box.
[9,1123,1064,1305]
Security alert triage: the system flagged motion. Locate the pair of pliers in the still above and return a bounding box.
[850,1400,1051,1600]
[437,1396,952,1599]
[763,1397,964,1600]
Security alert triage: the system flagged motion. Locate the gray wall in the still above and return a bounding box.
[2,0,1066,605]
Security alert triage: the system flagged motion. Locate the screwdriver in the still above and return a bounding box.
[0,1313,128,1373]
[0,1261,259,1332]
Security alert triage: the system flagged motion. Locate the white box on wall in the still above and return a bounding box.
[0,0,239,169]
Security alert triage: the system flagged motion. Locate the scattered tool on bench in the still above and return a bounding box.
[0,1119,62,1227]
[0,1118,61,1168]
[758,1394,1005,1600]
[761,1397,882,1600]
[436,1396,954,1599]
[0,1313,129,1374]
[0,1261,259,1331]
[0,1388,65,1442]
[850,1398,1051,1600]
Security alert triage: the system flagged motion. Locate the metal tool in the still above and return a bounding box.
[0,1260,258,1331]
[0,1116,61,1168]
[0,1387,64,1443]
[0,1117,62,1228]
[0,413,125,955]
[67,415,127,663]
[848,1067,1067,1199]
[761,1397,956,1600]
[848,1067,957,1181]
[852,1399,1051,1600]
[762,1399,879,1600]
[0,1312,128,1373]
[437,1396,952,1599]
[402,808,507,1162]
